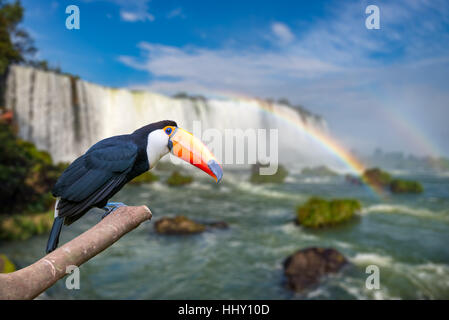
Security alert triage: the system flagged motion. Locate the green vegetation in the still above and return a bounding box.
[167,171,193,186]
[0,121,66,241]
[130,171,159,184]
[362,168,392,188]
[390,179,423,194]
[362,168,424,194]
[0,121,68,215]
[301,166,337,176]
[296,197,361,228]
[0,210,53,240]
[0,253,16,273]
[250,163,288,184]
[0,0,70,104]
[0,0,66,75]
[0,0,37,75]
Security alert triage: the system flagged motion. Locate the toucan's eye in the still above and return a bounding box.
[165,127,172,135]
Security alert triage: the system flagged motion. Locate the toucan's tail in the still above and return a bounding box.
[46,207,64,254]
[46,216,64,253]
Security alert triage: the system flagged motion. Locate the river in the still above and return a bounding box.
[1,167,448,299]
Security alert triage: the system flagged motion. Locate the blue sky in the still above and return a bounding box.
[20,0,449,156]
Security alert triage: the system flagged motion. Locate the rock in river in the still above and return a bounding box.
[154,216,229,235]
[155,216,206,234]
[283,247,348,292]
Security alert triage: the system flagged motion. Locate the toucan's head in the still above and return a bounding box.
[135,120,223,183]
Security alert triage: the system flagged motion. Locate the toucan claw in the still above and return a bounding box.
[101,202,127,219]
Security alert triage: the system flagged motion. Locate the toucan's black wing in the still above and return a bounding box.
[52,137,139,220]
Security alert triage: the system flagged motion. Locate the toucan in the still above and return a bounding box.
[46,120,223,253]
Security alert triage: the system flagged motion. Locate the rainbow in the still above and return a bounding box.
[382,107,441,158]
[229,96,386,197]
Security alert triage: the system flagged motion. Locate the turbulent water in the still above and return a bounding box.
[1,168,448,299]
[5,65,330,166]
[2,65,448,299]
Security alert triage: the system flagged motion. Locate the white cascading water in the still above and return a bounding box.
[5,65,338,169]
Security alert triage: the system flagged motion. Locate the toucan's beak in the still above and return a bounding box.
[169,128,223,183]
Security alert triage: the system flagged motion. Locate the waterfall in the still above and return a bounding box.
[5,65,334,168]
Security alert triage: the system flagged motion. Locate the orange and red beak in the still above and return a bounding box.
[168,128,223,183]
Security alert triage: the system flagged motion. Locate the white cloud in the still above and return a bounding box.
[120,10,154,22]
[167,7,185,19]
[118,0,449,156]
[120,11,139,21]
[271,22,294,44]
[85,0,155,22]
[118,42,340,93]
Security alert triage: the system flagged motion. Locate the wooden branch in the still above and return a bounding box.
[0,205,152,300]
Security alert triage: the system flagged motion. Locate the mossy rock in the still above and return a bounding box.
[390,179,423,194]
[0,254,16,273]
[301,166,337,177]
[296,197,361,228]
[130,171,159,184]
[167,171,193,186]
[362,168,391,188]
[250,163,288,184]
[361,168,424,194]
[0,211,53,241]
[154,216,206,235]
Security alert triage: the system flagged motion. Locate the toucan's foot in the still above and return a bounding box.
[101,202,127,219]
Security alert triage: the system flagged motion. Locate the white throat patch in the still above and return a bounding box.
[146,129,170,169]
